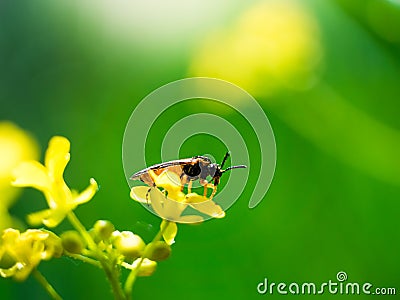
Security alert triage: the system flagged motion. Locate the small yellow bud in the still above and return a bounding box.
[88,228,101,244]
[42,230,63,258]
[93,220,115,240]
[134,258,157,277]
[112,231,145,260]
[0,252,15,269]
[61,231,85,254]
[145,241,171,261]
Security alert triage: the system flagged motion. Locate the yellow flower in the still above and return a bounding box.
[0,228,62,281]
[130,170,225,224]
[111,230,146,260]
[123,258,157,277]
[0,122,39,230]
[160,219,177,245]
[11,136,98,227]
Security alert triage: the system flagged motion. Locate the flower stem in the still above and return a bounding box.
[67,212,97,250]
[124,220,171,299]
[67,211,126,300]
[102,262,126,300]
[33,269,63,300]
[64,252,102,268]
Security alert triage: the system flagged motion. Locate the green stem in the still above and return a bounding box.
[67,212,126,300]
[33,269,63,300]
[102,262,126,300]
[67,212,97,250]
[124,258,144,299]
[124,220,171,299]
[64,252,102,268]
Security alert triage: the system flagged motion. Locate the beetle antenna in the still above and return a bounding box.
[223,165,247,172]
[220,152,230,169]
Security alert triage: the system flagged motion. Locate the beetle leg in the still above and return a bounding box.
[188,180,193,194]
[145,188,151,206]
[200,179,215,198]
[209,185,218,200]
[200,179,208,196]
[203,184,211,197]
[145,183,157,206]
[180,174,189,191]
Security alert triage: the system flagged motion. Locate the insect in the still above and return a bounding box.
[130,152,246,199]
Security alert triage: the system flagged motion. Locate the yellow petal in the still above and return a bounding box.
[2,228,20,244]
[149,188,189,221]
[149,188,165,217]
[149,170,186,202]
[45,136,70,180]
[11,161,50,191]
[155,171,182,190]
[12,264,33,282]
[132,258,157,277]
[190,201,226,219]
[43,186,71,210]
[160,220,177,245]
[162,195,188,221]
[27,208,68,228]
[185,193,209,203]
[130,186,151,204]
[27,209,53,226]
[0,122,39,186]
[43,209,69,227]
[23,229,49,241]
[73,178,98,205]
[167,190,187,203]
[0,263,22,279]
[177,215,204,224]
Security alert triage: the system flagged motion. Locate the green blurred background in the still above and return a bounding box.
[1,0,399,299]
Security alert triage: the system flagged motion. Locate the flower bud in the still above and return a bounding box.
[42,230,63,258]
[93,220,115,240]
[133,258,157,277]
[112,231,145,260]
[61,231,85,254]
[145,241,171,261]
[0,252,15,269]
[88,228,101,244]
